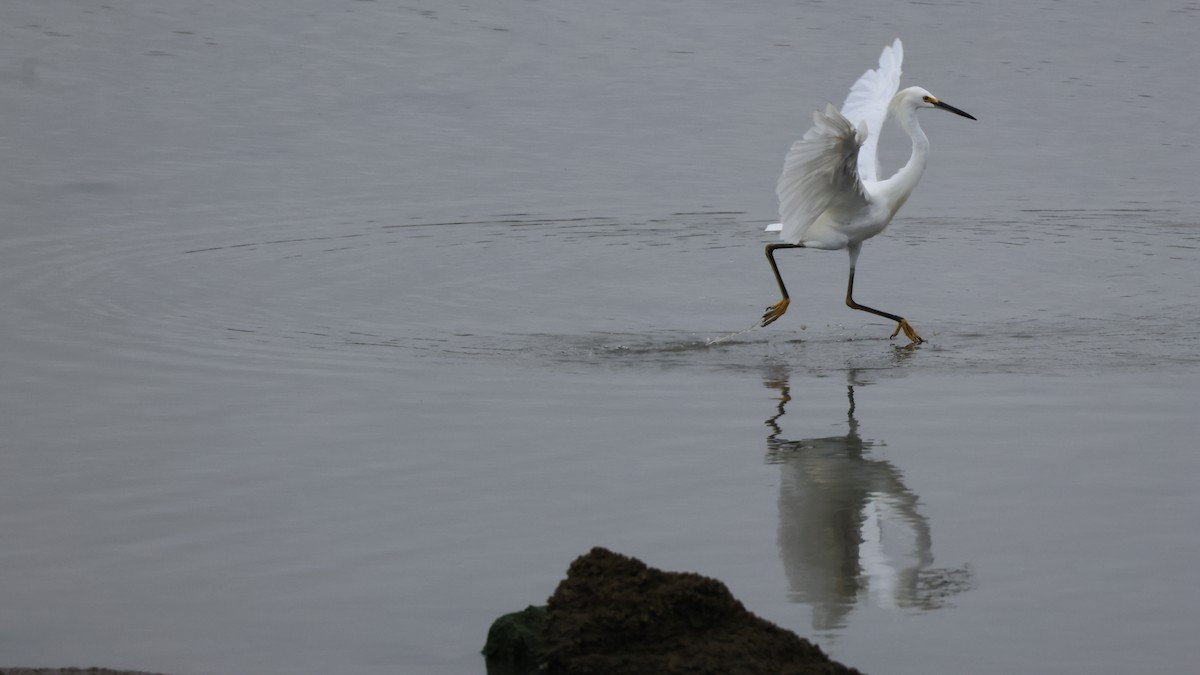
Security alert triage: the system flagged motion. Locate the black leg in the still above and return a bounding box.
[844,267,924,344]
[762,243,802,327]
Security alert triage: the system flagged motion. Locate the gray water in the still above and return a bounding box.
[2,1,1199,674]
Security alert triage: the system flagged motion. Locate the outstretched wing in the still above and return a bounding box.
[775,104,868,245]
[840,38,903,183]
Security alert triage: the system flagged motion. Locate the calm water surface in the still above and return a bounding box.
[2,1,1199,674]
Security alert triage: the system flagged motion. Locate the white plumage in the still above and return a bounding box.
[761,38,975,344]
[840,38,904,184]
[776,103,869,250]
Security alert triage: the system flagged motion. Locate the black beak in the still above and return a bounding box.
[932,99,976,120]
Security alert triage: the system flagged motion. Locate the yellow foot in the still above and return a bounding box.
[889,319,925,345]
[761,298,790,327]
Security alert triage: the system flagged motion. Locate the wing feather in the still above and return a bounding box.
[775,104,868,245]
[840,38,903,183]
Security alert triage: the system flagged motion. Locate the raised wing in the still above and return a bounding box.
[840,38,903,183]
[775,104,869,245]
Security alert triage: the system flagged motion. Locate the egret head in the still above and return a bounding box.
[891,86,976,120]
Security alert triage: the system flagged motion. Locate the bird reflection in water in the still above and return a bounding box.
[765,367,972,632]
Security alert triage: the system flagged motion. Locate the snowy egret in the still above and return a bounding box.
[761,39,975,344]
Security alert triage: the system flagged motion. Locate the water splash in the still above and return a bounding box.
[706,321,768,346]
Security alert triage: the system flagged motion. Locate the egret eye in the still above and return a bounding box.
[922,95,935,103]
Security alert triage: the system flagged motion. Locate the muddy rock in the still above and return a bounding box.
[535,546,864,675]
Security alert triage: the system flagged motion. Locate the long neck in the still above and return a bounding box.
[879,109,930,216]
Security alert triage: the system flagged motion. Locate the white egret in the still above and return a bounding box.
[761,38,975,344]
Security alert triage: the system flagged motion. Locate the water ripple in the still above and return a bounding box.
[1,208,1196,378]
